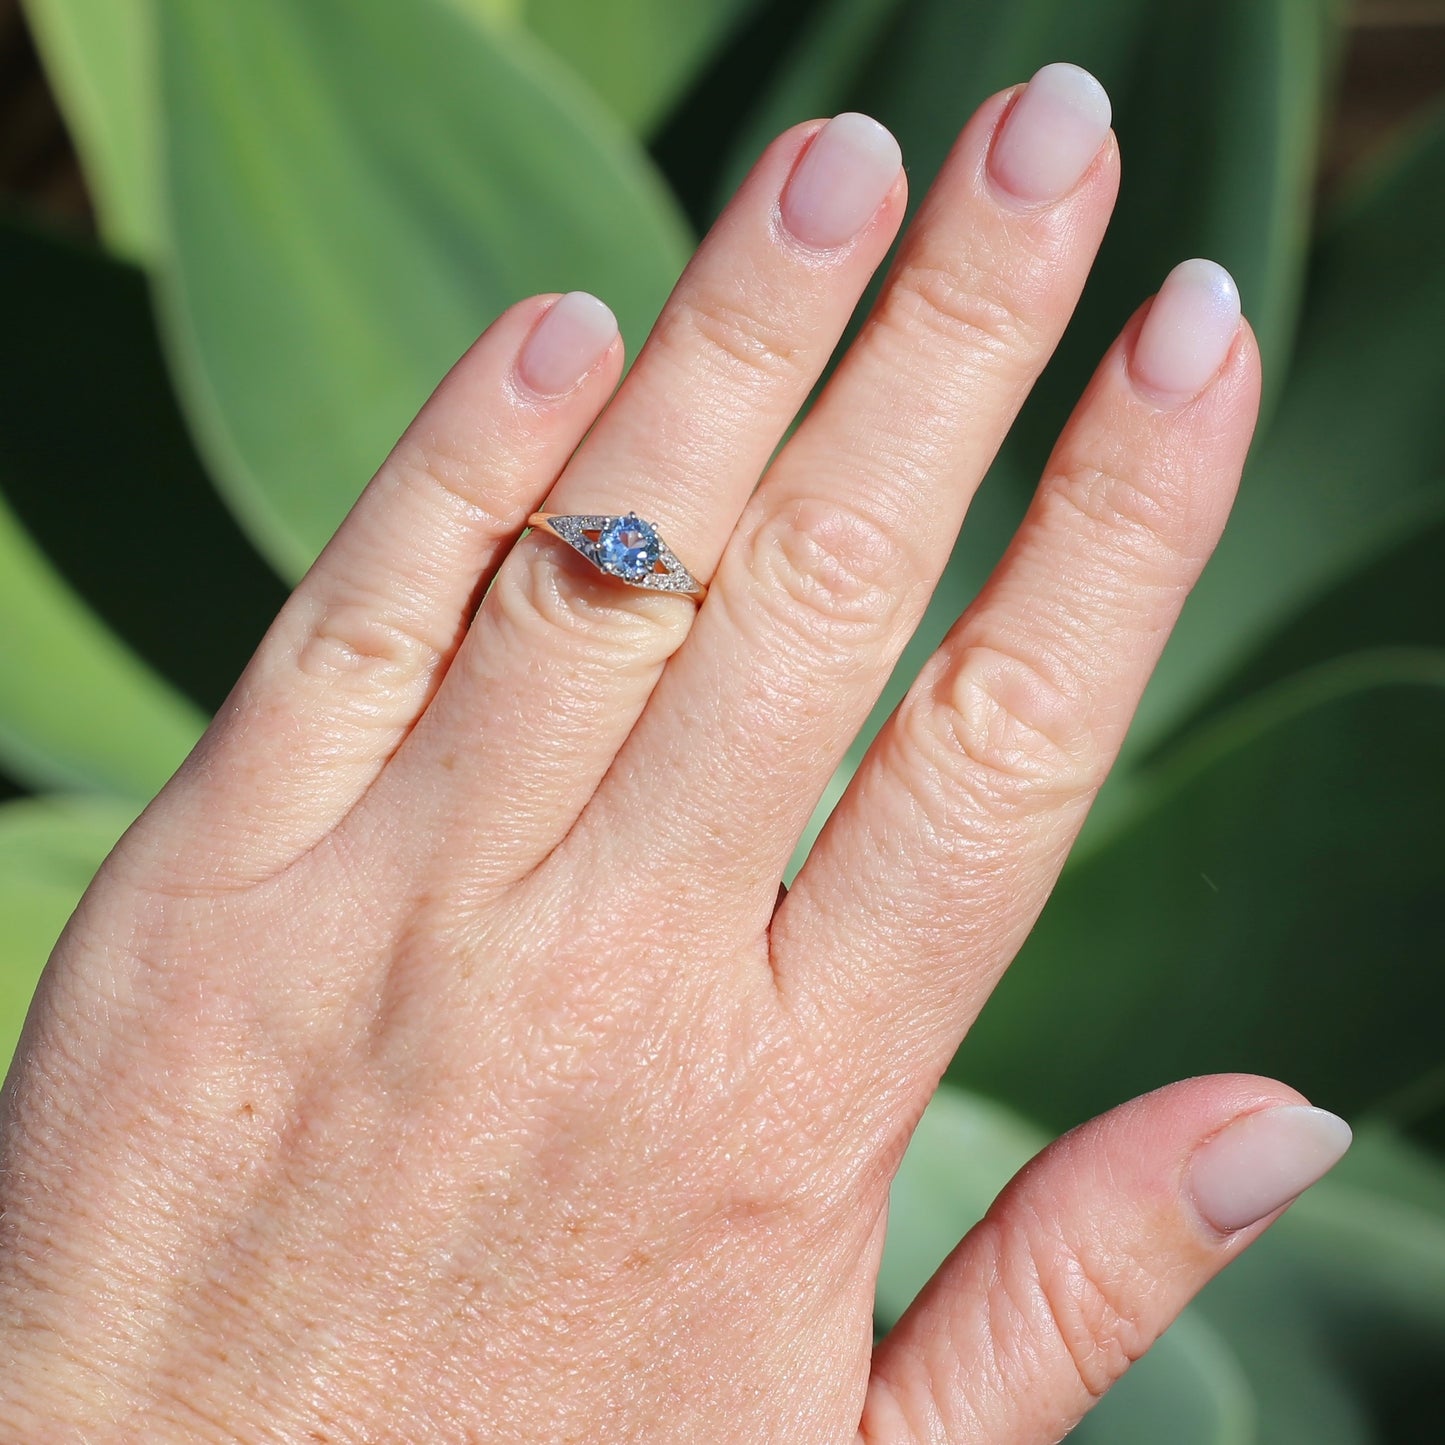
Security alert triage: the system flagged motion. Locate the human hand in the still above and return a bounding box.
[0,64,1350,1443]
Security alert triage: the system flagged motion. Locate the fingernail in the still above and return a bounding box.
[988,62,1111,205]
[1189,1104,1352,1233]
[1130,258,1241,402]
[517,291,618,396]
[780,112,902,249]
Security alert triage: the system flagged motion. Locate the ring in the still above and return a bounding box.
[526,512,707,601]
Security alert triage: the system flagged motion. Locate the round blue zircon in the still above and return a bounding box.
[596,513,662,581]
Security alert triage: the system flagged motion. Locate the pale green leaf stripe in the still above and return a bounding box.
[154,0,691,581]
[0,794,137,1073]
[0,491,204,797]
[448,0,523,25]
[19,0,157,262]
[517,0,763,135]
[875,1085,1045,1326]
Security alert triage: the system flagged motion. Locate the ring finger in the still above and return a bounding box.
[362,113,907,880]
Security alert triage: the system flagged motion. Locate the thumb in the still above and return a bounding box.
[860,1075,1352,1444]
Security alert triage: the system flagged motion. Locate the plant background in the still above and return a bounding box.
[2,0,1443,1437]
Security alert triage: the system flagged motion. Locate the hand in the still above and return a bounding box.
[0,65,1349,1443]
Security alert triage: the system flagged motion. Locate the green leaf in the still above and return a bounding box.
[1180,486,1445,733]
[876,1085,1044,1325]
[448,0,522,25]
[1124,106,1445,760]
[0,486,203,797]
[948,649,1445,1129]
[516,0,765,135]
[0,222,212,797]
[0,795,134,1074]
[879,1086,1257,1444]
[155,0,692,581]
[19,0,157,261]
[0,216,287,718]
[1066,1310,1257,1445]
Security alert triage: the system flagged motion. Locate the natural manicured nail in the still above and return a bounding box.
[1189,1105,1352,1233]
[517,291,618,396]
[1130,258,1241,402]
[780,112,902,249]
[988,62,1111,205]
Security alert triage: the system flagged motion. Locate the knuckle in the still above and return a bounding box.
[1048,460,1201,580]
[883,259,1035,360]
[386,429,514,535]
[675,287,805,384]
[489,541,688,675]
[742,495,912,649]
[295,591,442,685]
[904,643,1101,814]
[1012,1214,1151,1401]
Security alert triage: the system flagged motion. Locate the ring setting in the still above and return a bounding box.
[526,512,706,601]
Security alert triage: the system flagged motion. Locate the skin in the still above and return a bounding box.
[0,90,1283,1442]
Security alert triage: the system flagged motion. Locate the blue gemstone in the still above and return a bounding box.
[596,513,662,581]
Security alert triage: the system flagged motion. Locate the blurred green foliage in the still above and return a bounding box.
[3,0,1443,1436]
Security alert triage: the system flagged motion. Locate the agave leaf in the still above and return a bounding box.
[948,648,1445,1127]
[0,218,286,718]
[19,0,157,261]
[0,487,202,797]
[0,794,134,1074]
[155,0,691,580]
[1124,108,1445,760]
[1066,1310,1258,1445]
[446,0,522,24]
[876,1084,1044,1326]
[1149,483,1445,783]
[516,0,765,136]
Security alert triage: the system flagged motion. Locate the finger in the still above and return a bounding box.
[567,66,1118,919]
[778,260,1261,1085]
[861,1077,1351,1444]
[153,292,621,882]
[364,115,906,880]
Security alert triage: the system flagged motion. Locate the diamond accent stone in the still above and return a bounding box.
[596,512,662,581]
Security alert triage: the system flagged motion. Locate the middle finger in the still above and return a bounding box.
[569,65,1118,916]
